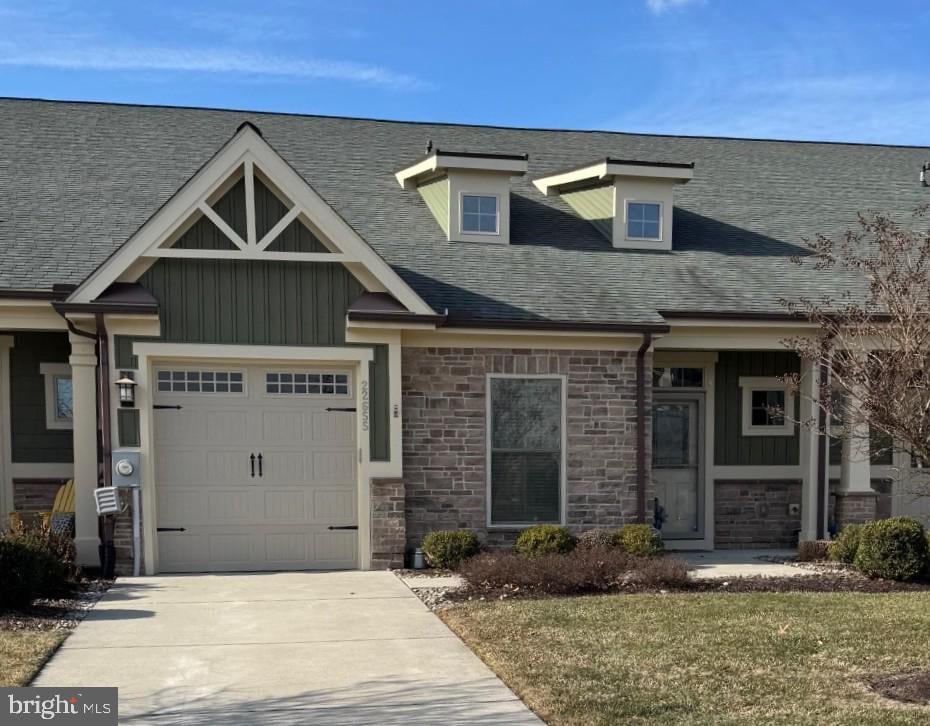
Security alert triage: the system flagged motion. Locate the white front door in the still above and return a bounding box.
[652,395,704,539]
[153,365,358,572]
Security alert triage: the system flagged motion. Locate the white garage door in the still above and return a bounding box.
[153,365,358,573]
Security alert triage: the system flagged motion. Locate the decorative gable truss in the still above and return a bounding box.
[70,123,434,315]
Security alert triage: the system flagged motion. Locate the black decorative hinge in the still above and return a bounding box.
[327,525,359,530]
[325,407,357,413]
[153,404,183,410]
[156,527,187,532]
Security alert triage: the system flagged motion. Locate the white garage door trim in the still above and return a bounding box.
[132,343,375,575]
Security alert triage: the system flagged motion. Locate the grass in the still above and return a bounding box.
[441,592,930,725]
[0,630,66,686]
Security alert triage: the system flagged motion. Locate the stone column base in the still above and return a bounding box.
[370,478,405,569]
[834,491,877,527]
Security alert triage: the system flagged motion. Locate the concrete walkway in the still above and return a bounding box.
[679,549,815,579]
[35,572,540,725]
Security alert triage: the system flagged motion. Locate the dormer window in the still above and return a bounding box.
[395,149,527,245]
[626,201,662,241]
[461,194,499,235]
[534,158,693,251]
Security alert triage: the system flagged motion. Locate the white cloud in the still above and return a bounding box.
[0,42,423,90]
[646,0,704,14]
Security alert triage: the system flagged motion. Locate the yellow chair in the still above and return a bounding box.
[6,479,74,532]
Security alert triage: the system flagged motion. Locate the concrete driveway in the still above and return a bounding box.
[35,572,540,724]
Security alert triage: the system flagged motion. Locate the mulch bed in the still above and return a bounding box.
[440,572,930,604]
[868,672,930,705]
[0,579,112,632]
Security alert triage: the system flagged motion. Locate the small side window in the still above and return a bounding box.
[39,363,73,430]
[739,377,795,437]
[461,194,499,234]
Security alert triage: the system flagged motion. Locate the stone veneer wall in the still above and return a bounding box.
[714,480,803,548]
[12,479,65,514]
[402,347,649,550]
[370,478,406,569]
[833,492,877,527]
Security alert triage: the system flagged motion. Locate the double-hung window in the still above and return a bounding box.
[488,376,564,525]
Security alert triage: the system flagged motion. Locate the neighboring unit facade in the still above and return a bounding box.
[1,99,928,574]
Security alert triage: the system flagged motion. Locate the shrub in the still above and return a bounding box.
[0,539,42,610]
[625,556,690,589]
[854,517,928,581]
[797,540,831,562]
[458,549,690,595]
[576,528,617,551]
[459,548,632,594]
[616,524,663,557]
[0,523,76,610]
[421,529,480,570]
[514,525,575,557]
[828,524,862,564]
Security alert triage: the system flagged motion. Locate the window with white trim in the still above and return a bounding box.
[739,376,794,436]
[488,376,564,525]
[156,370,244,394]
[461,194,499,234]
[626,201,662,240]
[39,363,72,430]
[265,372,350,395]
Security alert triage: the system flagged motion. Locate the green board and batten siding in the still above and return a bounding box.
[714,351,801,467]
[9,332,73,463]
[561,184,613,241]
[115,176,392,460]
[418,177,450,236]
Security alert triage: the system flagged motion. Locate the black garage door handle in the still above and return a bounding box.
[327,525,359,530]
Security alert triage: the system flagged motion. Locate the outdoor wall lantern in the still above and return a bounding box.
[115,372,137,407]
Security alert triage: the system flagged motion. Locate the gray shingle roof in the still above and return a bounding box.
[1,97,928,326]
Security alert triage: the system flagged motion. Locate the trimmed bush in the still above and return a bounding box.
[797,540,831,562]
[854,517,928,581]
[625,556,690,589]
[0,524,74,610]
[458,549,689,595]
[460,548,632,594]
[421,529,480,569]
[828,524,863,564]
[576,528,617,551]
[0,539,42,610]
[515,525,575,557]
[616,524,663,557]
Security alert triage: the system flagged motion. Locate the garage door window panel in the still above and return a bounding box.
[265,371,350,396]
[157,369,245,394]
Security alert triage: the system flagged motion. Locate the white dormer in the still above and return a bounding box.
[395,149,528,245]
[533,158,694,251]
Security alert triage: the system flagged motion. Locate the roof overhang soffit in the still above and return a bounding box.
[68,123,435,316]
[533,159,694,196]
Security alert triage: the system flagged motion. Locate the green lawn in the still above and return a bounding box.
[441,592,930,725]
[0,630,66,686]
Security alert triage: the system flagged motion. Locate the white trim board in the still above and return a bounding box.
[69,124,435,317]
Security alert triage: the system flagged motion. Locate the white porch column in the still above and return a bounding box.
[800,358,829,540]
[69,330,99,566]
[839,385,872,493]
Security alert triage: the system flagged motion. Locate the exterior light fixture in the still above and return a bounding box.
[115,372,137,407]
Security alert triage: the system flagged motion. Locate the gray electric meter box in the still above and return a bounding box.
[112,449,142,488]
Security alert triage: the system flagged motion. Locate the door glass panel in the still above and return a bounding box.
[653,403,693,467]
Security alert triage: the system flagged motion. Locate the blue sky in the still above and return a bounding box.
[0,0,927,145]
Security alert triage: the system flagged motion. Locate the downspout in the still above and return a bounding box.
[636,332,652,524]
[816,358,829,539]
[94,314,113,490]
